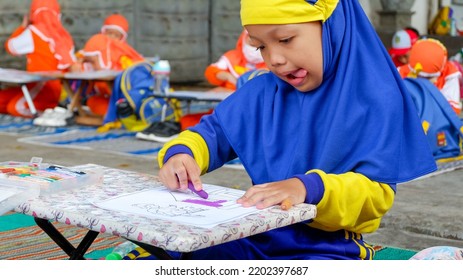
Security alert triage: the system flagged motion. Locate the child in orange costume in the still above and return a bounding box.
[79,33,145,116]
[204,30,267,90]
[70,13,130,72]
[398,38,462,115]
[0,0,76,117]
[101,13,129,42]
[33,13,131,127]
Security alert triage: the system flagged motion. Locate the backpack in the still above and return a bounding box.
[403,78,463,160]
[103,61,180,131]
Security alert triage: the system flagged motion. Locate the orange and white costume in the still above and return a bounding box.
[79,34,144,116]
[204,30,267,90]
[72,13,129,70]
[101,14,129,42]
[0,0,76,117]
[398,38,462,115]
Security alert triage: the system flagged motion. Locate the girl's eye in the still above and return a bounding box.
[280,37,292,44]
[256,46,265,51]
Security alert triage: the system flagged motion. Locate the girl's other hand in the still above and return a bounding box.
[237,178,306,210]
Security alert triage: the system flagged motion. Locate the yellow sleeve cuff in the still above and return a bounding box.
[157,130,210,174]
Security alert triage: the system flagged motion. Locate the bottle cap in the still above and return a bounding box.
[105,253,122,260]
[152,60,170,73]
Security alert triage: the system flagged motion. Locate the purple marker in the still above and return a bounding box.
[187,181,208,199]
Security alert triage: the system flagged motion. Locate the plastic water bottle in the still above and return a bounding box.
[152,60,171,95]
[105,241,137,260]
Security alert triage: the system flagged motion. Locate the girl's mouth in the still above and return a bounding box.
[285,69,307,87]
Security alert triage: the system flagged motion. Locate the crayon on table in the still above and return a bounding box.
[0,168,16,173]
[280,198,293,210]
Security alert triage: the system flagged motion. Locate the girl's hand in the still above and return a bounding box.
[237,178,306,209]
[217,71,237,85]
[69,62,83,73]
[158,153,203,192]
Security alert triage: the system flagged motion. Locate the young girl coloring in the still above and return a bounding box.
[157,0,437,260]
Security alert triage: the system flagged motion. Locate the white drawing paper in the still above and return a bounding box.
[93,184,261,228]
[0,189,16,202]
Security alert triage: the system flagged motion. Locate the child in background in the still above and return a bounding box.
[34,13,133,127]
[76,33,145,117]
[100,13,129,42]
[77,14,178,133]
[398,38,462,115]
[156,0,436,260]
[82,34,180,136]
[69,13,130,73]
[388,27,420,68]
[0,0,76,118]
[75,13,141,118]
[204,29,267,91]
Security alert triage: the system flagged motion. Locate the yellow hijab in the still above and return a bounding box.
[240,0,338,25]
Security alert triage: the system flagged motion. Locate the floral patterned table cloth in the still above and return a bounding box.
[15,164,317,253]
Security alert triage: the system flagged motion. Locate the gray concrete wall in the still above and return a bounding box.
[210,0,242,63]
[133,0,210,83]
[0,0,243,83]
[0,0,30,69]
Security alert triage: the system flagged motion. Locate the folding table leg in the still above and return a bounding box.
[34,217,99,260]
[20,84,37,116]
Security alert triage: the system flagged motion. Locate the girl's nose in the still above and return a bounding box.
[268,51,285,67]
